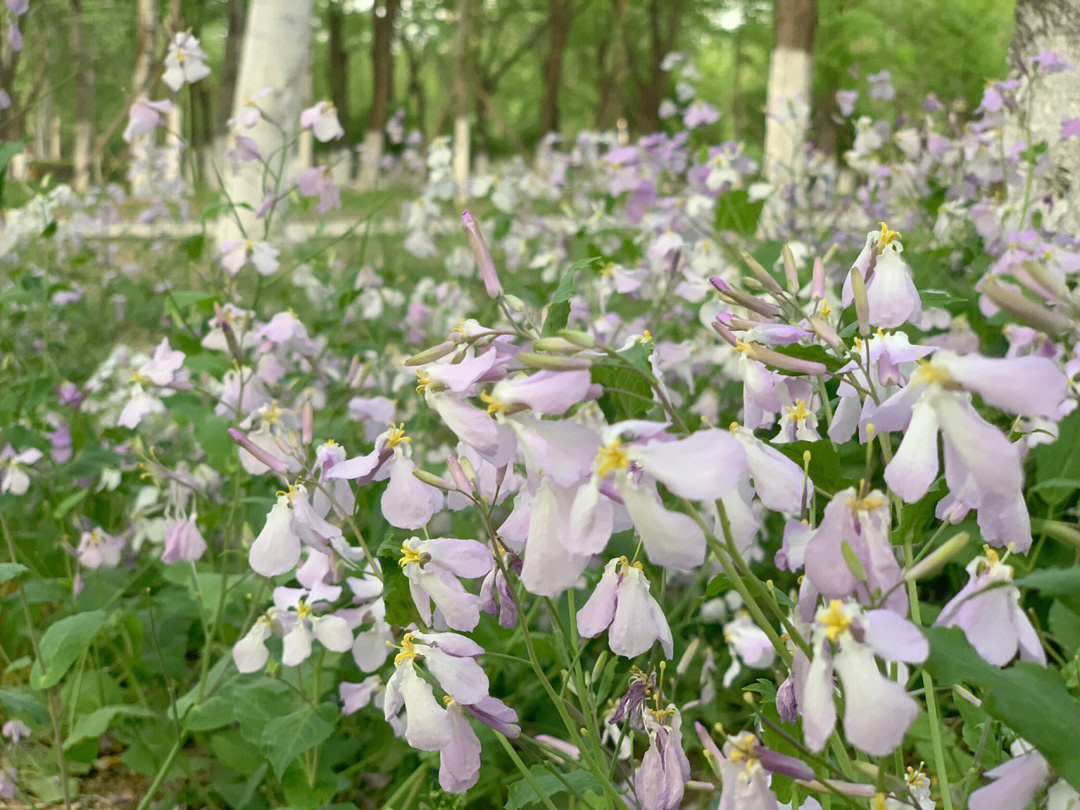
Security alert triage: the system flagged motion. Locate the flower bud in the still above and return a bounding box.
[405,340,457,367]
[980,277,1073,335]
[709,276,780,317]
[781,244,799,293]
[461,209,503,299]
[503,294,526,312]
[533,336,583,354]
[808,315,844,352]
[849,267,870,336]
[739,249,783,294]
[1040,520,1080,550]
[412,469,457,492]
[811,257,826,300]
[516,352,592,370]
[227,428,290,475]
[738,342,827,376]
[904,532,970,581]
[557,329,596,348]
[446,455,474,495]
[712,319,740,347]
[301,399,313,445]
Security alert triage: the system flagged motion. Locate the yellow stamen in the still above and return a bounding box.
[386,423,410,448]
[878,222,900,246]
[818,600,853,643]
[398,540,428,568]
[394,632,421,666]
[784,399,812,424]
[595,440,631,478]
[479,391,510,415]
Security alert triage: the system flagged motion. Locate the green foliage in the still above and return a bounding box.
[923,627,1080,790]
[505,765,606,810]
[30,610,108,690]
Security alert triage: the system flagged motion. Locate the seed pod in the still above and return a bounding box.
[516,352,592,370]
[904,532,970,581]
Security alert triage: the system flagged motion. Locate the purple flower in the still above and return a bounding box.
[970,746,1050,810]
[76,528,125,570]
[398,536,492,631]
[300,101,344,142]
[935,548,1045,666]
[841,224,921,329]
[633,706,691,810]
[2,719,30,743]
[161,516,207,564]
[123,98,173,143]
[577,557,673,659]
[803,488,906,614]
[1061,118,1080,140]
[798,601,927,756]
[836,90,858,117]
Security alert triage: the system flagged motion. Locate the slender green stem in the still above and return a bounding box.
[494,732,562,810]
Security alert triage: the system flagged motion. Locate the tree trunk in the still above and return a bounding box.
[218,0,246,132]
[540,0,571,135]
[452,0,473,199]
[638,0,684,132]
[0,21,21,140]
[326,3,349,140]
[361,0,400,186]
[218,0,312,242]
[763,0,816,187]
[133,0,157,96]
[70,0,95,192]
[402,37,427,138]
[1012,0,1080,226]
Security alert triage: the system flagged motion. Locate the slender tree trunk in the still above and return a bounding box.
[361,0,400,186]
[218,0,246,131]
[69,0,95,192]
[326,3,349,140]
[638,0,684,133]
[763,0,816,186]
[0,22,21,139]
[218,0,312,241]
[452,0,473,198]
[133,0,157,95]
[540,0,571,134]
[1012,0,1080,225]
[402,38,427,138]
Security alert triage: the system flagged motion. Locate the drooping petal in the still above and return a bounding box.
[629,429,744,501]
[249,496,301,577]
[883,397,940,502]
[834,642,919,756]
[576,559,620,638]
[439,702,483,793]
[620,482,705,570]
[862,610,928,663]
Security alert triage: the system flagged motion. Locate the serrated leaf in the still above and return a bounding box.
[30,610,108,689]
[923,626,1080,790]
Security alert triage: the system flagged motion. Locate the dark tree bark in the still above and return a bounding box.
[326,2,350,140]
[540,0,572,134]
[402,36,426,138]
[370,0,401,135]
[629,0,684,132]
[218,0,246,131]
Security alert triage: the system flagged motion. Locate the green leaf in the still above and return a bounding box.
[65,705,154,749]
[0,689,50,725]
[505,765,606,810]
[1031,410,1080,505]
[840,540,868,582]
[923,626,1080,790]
[590,341,655,422]
[377,540,423,628]
[1049,602,1080,654]
[0,561,29,584]
[30,610,108,689]
[52,489,89,520]
[775,439,854,491]
[714,189,764,237]
[261,703,337,778]
[1014,566,1080,612]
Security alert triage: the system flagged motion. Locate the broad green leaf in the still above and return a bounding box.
[30,610,107,689]
[1032,410,1080,504]
[65,705,154,749]
[1014,566,1080,612]
[0,689,50,725]
[0,561,29,584]
[591,341,655,422]
[376,538,423,628]
[233,679,296,749]
[923,626,1080,790]
[261,703,337,778]
[505,764,606,810]
[714,188,764,237]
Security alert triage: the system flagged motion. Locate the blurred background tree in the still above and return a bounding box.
[0,0,1018,184]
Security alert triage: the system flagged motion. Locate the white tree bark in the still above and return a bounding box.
[763,46,813,187]
[129,0,159,198]
[217,0,313,243]
[1012,0,1080,226]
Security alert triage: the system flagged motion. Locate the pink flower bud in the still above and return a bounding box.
[227,428,290,475]
[461,210,503,299]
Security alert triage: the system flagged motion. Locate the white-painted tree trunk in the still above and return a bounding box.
[164,103,183,182]
[453,114,470,199]
[1011,0,1080,228]
[217,0,313,243]
[359,129,383,189]
[763,46,813,187]
[128,0,158,197]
